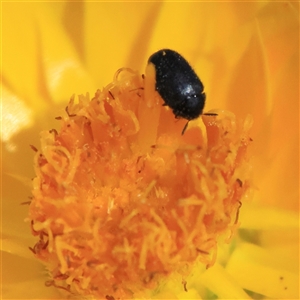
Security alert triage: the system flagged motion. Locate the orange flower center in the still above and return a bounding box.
[29,68,252,299]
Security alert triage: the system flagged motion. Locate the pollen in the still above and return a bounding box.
[29,68,253,299]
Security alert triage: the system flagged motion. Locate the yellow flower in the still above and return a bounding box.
[2,2,298,299]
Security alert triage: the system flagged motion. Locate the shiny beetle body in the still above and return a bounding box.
[148,49,206,121]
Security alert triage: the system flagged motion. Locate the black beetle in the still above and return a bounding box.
[148,49,206,131]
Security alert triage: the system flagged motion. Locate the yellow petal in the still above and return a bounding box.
[1,252,61,299]
[199,263,251,299]
[226,243,299,298]
[1,86,33,147]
